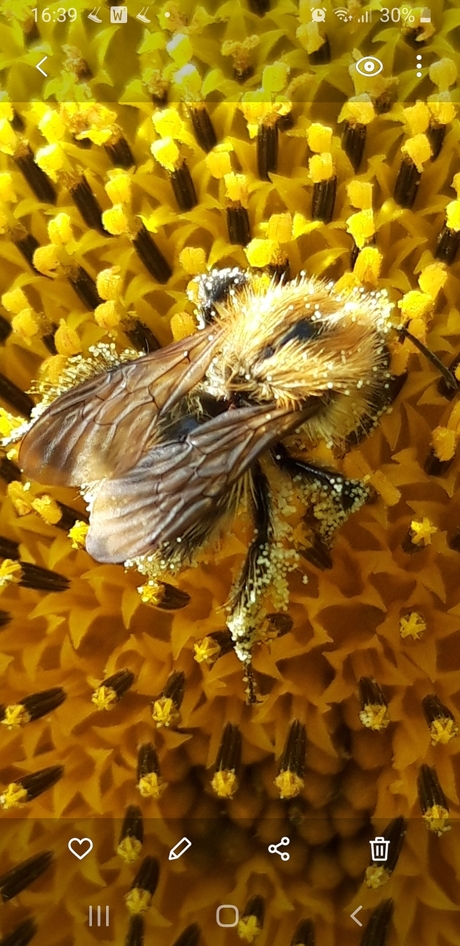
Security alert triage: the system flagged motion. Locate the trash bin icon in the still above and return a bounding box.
[369,837,390,862]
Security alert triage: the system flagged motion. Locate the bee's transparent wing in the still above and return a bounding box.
[85,402,316,563]
[19,328,222,486]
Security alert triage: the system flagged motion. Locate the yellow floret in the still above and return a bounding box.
[401,134,432,172]
[267,213,292,243]
[346,209,375,248]
[179,247,207,275]
[206,149,232,178]
[0,783,28,810]
[398,290,432,323]
[307,123,332,153]
[353,246,382,285]
[339,95,375,126]
[445,201,460,232]
[33,244,61,277]
[48,213,73,246]
[274,771,305,799]
[432,426,456,462]
[151,136,180,172]
[429,718,458,746]
[211,770,239,798]
[0,559,22,588]
[418,263,447,299]
[54,320,82,356]
[31,495,63,525]
[170,310,196,341]
[428,58,458,91]
[410,517,437,546]
[7,481,33,516]
[403,102,429,135]
[101,205,130,236]
[0,171,15,201]
[11,308,39,340]
[347,180,373,210]
[68,521,89,550]
[262,62,290,95]
[94,301,122,331]
[151,697,180,729]
[399,612,426,640]
[224,172,249,206]
[309,152,334,183]
[152,107,186,139]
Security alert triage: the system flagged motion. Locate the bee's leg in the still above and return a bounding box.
[226,465,274,703]
[273,445,373,567]
[191,267,248,326]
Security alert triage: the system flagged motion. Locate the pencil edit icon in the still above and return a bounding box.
[168,837,192,860]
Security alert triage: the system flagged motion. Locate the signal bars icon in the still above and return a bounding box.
[358,9,372,22]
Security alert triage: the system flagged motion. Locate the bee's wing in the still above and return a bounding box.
[85,401,317,563]
[19,328,223,486]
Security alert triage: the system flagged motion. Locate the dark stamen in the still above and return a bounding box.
[119,805,144,845]
[170,161,197,212]
[130,856,160,896]
[18,562,69,592]
[104,133,135,169]
[68,267,102,310]
[69,176,106,234]
[290,919,315,946]
[172,925,201,946]
[312,177,337,222]
[360,900,394,946]
[342,121,366,172]
[0,918,38,946]
[132,224,172,283]
[125,916,144,946]
[189,105,217,152]
[0,374,34,417]
[227,205,251,246]
[258,120,278,180]
[14,145,56,204]
[435,225,460,265]
[9,764,63,802]
[0,852,53,902]
[124,320,161,353]
[0,457,22,484]
[13,232,40,271]
[155,582,191,610]
[394,157,421,209]
[309,37,331,64]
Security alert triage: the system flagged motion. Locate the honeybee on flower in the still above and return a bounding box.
[16,268,395,699]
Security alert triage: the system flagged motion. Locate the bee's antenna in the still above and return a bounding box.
[398,324,458,394]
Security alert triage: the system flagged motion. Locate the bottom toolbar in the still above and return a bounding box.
[0,816,457,945]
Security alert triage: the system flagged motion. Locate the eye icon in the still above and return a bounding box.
[355,56,384,77]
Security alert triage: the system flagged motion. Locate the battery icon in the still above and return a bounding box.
[420,8,431,22]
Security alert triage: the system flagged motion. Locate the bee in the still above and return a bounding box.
[18,268,395,699]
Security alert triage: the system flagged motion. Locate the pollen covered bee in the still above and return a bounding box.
[18,268,395,697]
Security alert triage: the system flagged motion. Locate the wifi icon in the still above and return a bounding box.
[334,7,352,20]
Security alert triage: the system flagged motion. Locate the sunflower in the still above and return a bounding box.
[0,2,459,945]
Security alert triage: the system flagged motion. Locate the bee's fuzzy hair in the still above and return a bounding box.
[209,276,392,411]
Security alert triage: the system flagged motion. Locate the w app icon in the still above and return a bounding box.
[110,5,128,22]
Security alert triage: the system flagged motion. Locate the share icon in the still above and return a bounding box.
[268,836,290,861]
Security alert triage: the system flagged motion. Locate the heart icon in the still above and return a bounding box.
[68,837,93,860]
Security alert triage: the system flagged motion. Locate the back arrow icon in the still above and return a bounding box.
[350,905,363,927]
[36,56,48,77]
